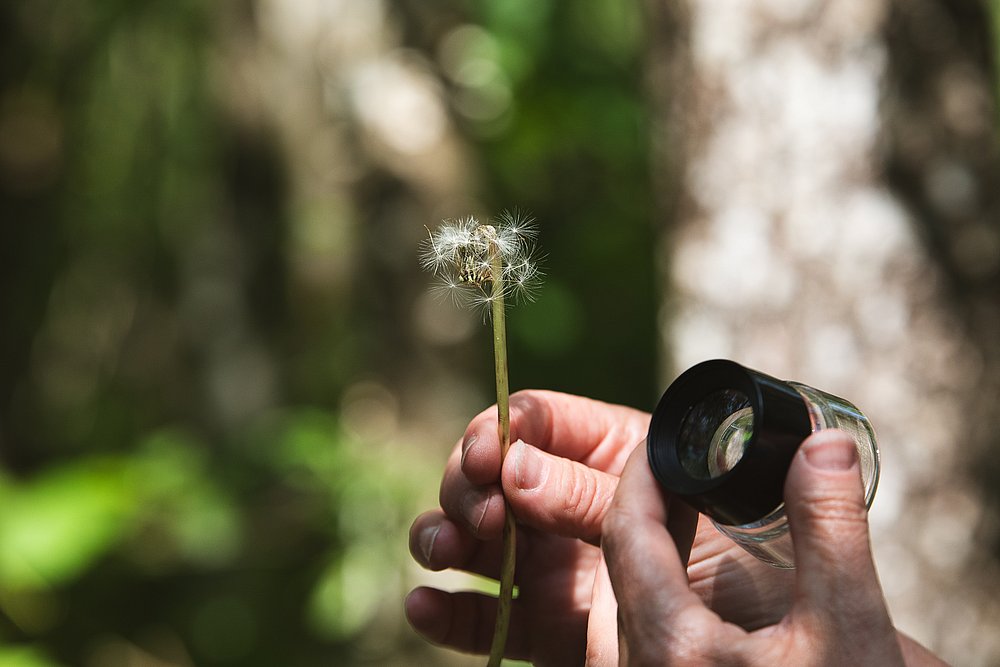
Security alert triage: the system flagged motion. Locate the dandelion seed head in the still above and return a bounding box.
[419,237,449,274]
[469,290,503,319]
[430,273,468,308]
[497,209,537,239]
[506,255,544,303]
[496,210,537,254]
[420,210,543,314]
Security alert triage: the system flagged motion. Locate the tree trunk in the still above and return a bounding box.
[648,0,1000,662]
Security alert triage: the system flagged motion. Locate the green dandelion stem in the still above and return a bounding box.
[419,214,539,667]
[487,242,516,667]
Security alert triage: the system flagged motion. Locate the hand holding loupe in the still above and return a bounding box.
[646,360,880,568]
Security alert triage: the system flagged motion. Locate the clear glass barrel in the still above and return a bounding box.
[711,383,879,569]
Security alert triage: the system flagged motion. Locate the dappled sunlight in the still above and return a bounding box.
[2,0,998,665]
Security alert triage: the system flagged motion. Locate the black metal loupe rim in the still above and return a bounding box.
[646,360,812,526]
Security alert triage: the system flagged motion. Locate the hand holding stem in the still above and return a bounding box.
[419,213,541,666]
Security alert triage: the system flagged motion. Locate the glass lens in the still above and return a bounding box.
[678,390,753,479]
[707,407,753,477]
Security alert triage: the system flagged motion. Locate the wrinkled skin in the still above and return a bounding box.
[405,390,795,665]
[405,390,945,665]
[605,433,911,665]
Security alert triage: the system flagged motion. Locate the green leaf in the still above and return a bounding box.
[0,645,65,667]
[0,462,130,589]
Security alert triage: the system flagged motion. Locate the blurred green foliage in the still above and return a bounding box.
[0,0,653,664]
[465,0,657,404]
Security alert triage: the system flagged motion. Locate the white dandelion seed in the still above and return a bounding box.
[418,210,543,666]
[420,211,543,316]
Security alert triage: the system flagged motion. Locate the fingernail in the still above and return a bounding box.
[802,434,857,471]
[461,487,492,532]
[419,523,440,565]
[461,433,478,467]
[514,442,546,491]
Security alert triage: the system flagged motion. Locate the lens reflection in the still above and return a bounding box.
[678,390,753,479]
[707,407,753,477]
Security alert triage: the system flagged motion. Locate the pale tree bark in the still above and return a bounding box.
[647,0,1000,663]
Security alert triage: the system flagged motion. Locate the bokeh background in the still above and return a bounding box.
[1,0,999,665]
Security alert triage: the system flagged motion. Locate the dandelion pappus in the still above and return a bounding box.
[420,214,541,317]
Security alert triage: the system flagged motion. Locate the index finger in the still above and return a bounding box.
[460,390,650,485]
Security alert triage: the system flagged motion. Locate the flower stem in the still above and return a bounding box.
[486,242,515,667]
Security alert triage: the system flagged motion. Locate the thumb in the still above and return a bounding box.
[501,440,619,544]
[785,430,889,623]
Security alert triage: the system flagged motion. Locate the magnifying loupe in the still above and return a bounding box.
[646,359,880,568]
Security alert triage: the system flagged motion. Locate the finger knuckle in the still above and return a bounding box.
[508,390,552,443]
[509,389,545,417]
[561,466,608,531]
[508,388,537,403]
